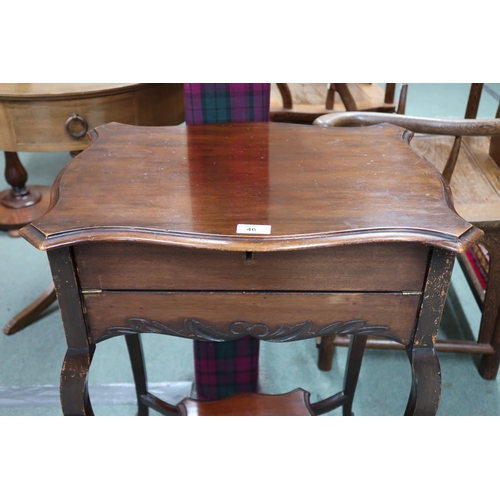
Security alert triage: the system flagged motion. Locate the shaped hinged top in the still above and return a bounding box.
[20,121,483,253]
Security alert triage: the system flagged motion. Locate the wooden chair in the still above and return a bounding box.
[270,83,407,124]
[314,83,500,380]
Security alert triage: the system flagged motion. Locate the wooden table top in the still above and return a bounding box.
[20,121,483,253]
[0,83,146,100]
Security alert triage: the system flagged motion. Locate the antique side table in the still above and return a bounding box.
[1,83,185,336]
[0,83,185,230]
[19,121,482,416]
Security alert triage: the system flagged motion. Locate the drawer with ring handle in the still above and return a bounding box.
[65,113,88,138]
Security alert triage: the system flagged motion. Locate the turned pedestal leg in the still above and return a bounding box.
[1,152,55,335]
[0,152,51,230]
[1,151,58,333]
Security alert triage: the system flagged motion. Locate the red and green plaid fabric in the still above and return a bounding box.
[193,336,260,401]
[184,83,270,125]
[184,83,270,400]
[466,243,489,291]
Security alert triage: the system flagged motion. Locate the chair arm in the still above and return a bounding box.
[313,111,500,136]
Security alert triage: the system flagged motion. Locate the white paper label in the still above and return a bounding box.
[236,224,272,235]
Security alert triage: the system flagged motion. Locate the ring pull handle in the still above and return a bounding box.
[65,113,88,138]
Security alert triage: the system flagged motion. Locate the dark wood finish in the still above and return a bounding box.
[404,247,455,415]
[328,335,495,354]
[2,151,40,208]
[178,389,313,416]
[442,83,483,182]
[309,392,348,415]
[396,83,408,115]
[334,84,358,111]
[0,186,51,230]
[84,291,421,345]
[47,246,94,416]
[315,86,500,380]
[317,334,336,371]
[270,83,400,124]
[0,151,51,229]
[342,334,368,416]
[140,393,180,416]
[124,334,149,416]
[465,83,484,119]
[489,101,500,165]
[123,305,181,416]
[385,84,396,105]
[276,84,293,109]
[21,122,478,253]
[19,122,481,416]
[74,242,429,292]
[475,222,500,378]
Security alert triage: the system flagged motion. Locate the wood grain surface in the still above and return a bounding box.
[0,83,146,99]
[270,83,396,123]
[74,241,429,292]
[83,290,421,344]
[178,389,313,416]
[411,135,500,223]
[0,83,185,151]
[20,122,482,253]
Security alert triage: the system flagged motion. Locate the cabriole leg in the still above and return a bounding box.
[404,247,455,416]
[404,346,441,416]
[60,346,95,416]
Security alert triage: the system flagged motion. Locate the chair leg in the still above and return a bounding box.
[342,334,368,416]
[476,223,500,380]
[317,335,335,371]
[124,334,149,416]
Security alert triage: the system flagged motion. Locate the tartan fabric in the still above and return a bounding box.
[184,83,271,401]
[465,243,489,291]
[184,83,271,125]
[194,337,260,401]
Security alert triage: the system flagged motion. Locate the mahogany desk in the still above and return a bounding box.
[20,122,482,416]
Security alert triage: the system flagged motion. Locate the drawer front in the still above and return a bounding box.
[2,84,184,152]
[8,94,137,151]
[75,242,429,293]
[84,291,421,345]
